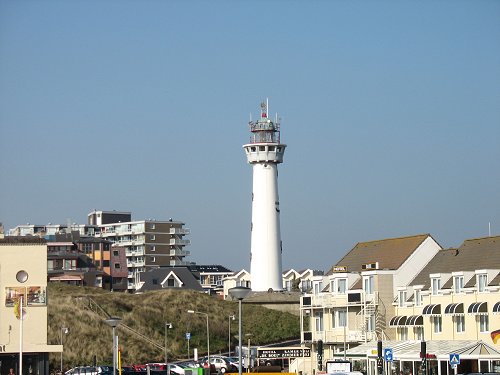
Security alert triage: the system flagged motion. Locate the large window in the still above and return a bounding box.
[433,316,442,333]
[478,274,488,293]
[480,315,489,332]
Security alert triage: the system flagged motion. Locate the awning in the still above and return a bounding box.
[468,302,488,315]
[389,316,407,327]
[423,304,441,315]
[405,315,424,326]
[493,302,500,314]
[444,303,464,315]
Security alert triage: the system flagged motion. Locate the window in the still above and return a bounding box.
[313,282,321,295]
[314,312,323,331]
[150,235,156,241]
[415,289,422,307]
[337,279,347,294]
[398,327,408,340]
[114,263,121,269]
[478,274,488,293]
[334,309,347,328]
[167,278,175,287]
[103,260,110,267]
[455,316,465,333]
[367,314,375,332]
[151,245,156,252]
[151,256,156,263]
[113,250,119,257]
[433,316,442,333]
[454,276,464,293]
[480,315,489,332]
[414,327,424,341]
[330,280,335,293]
[398,290,407,307]
[150,223,156,230]
[364,276,374,295]
[431,278,441,295]
[285,280,292,291]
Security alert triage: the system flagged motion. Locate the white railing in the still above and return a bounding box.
[169,239,191,246]
[169,228,190,235]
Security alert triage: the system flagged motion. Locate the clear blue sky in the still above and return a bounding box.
[1,0,499,272]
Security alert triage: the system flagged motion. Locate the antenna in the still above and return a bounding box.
[249,113,252,122]
[489,222,491,237]
[267,98,269,118]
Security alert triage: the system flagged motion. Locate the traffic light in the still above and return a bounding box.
[421,341,427,375]
[317,339,324,356]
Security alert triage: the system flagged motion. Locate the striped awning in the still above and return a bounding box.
[423,304,441,315]
[468,302,488,315]
[405,315,423,326]
[493,302,500,314]
[444,303,464,315]
[389,316,407,327]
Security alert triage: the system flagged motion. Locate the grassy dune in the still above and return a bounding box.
[47,284,299,370]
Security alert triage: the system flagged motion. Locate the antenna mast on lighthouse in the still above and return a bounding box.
[243,100,287,292]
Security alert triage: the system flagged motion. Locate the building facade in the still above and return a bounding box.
[0,237,61,375]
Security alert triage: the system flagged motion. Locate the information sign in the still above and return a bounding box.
[257,347,311,359]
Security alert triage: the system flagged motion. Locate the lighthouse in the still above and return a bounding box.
[243,100,287,292]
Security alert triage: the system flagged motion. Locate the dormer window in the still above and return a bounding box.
[478,274,488,293]
[415,289,423,307]
[364,275,374,295]
[337,278,347,294]
[398,290,407,307]
[454,275,464,294]
[431,278,441,295]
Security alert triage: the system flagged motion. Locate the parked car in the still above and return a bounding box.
[65,367,98,375]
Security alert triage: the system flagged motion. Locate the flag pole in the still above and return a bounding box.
[19,295,23,375]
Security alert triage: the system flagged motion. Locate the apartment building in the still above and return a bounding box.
[296,234,442,372]
[94,214,191,290]
[0,237,61,375]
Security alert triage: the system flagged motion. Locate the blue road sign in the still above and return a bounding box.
[449,354,460,365]
[384,348,393,362]
[186,332,191,340]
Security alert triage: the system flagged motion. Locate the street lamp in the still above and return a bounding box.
[187,310,210,367]
[104,317,122,375]
[228,314,235,356]
[228,286,251,375]
[60,327,69,373]
[165,323,173,364]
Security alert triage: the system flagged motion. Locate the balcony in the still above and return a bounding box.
[169,228,190,235]
[127,260,145,267]
[126,249,145,257]
[303,329,375,344]
[170,249,191,256]
[169,239,191,246]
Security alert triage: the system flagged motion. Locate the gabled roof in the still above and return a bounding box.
[410,235,500,288]
[328,234,433,274]
[137,267,204,292]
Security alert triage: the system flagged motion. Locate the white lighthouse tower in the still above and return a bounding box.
[243,100,286,292]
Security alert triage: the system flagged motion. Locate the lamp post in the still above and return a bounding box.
[228,315,235,356]
[104,317,122,375]
[187,310,210,367]
[60,327,69,373]
[165,323,173,364]
[228,286,251,375]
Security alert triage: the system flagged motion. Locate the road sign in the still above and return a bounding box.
[449,354,460,365]
[186,332,191,340]
[257,347,311,359]
[384,348,393,362]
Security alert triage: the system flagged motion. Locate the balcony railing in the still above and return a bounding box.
[126,260,145,267]
[303,329,377,343]
[170,249,191,256]
[169,228,190,235]
[169,239,191,246]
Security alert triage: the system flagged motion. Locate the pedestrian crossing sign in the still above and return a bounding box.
[449,354,460,365]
